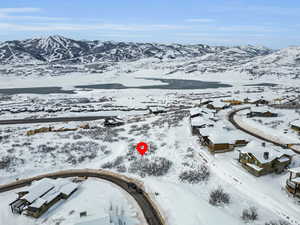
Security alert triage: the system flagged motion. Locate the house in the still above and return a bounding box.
[148,106,167,115]
[251,99,269,105]
[190,116,212,136]
[206,100,230,111]
[247,111,278,118]
[238,142,294,176]
[246,107,278,118]
[104,118,125,127]
[290,120,300,132]
[286,167,300,198]
[189,108,202,118]
[26,127,52,136]
[198,126,248,153]
[222,99,243,105]
[10,178,79,218]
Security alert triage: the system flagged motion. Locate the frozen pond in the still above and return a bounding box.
[0,78,232,95]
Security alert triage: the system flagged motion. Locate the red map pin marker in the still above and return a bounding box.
[136,142,148,156]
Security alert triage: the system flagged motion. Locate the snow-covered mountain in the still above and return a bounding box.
[238,46,300,79]
[0,35,223,64]
[1,35,299,79]
[0,35,271,65]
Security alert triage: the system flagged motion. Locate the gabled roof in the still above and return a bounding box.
[209,100,230,108]
[21,179,54,203]
[60,183,79,196]
[29,198,46,209]
[240,141,287,164]
[191,116,207,127]
[291,120,300,128]
[199,120,248,144]
[189,108,202,117]
[250,106,273,113]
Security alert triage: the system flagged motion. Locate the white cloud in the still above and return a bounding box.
[0,8,40,13]
[0,22,189,32]
[185,18,215,23]
[0,7,68,21]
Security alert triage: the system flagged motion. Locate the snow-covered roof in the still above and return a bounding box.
[240,141,287,163]
[20,178,80,207]
[250,106,273,113]
[30,198,46,209]
[290,120,300,128]
[21,179,54,203]
[189,108,201,116]
[246,163,263,172]
[289,167,300,173]
[291,177,300,183]
[191,116,207,127]
[60,183,79,196]
[200,122,247,144]
[210,100,229,108]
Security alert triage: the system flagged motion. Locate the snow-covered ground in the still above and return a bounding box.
[1,77,300,225]
[0,178,144,225]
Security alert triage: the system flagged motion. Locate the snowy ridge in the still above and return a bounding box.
[1,35,300,79]
[0,35,270,65]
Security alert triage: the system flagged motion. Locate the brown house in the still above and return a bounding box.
[286,167,300,198]
[246,111,278,118]
[199,127,248,153]
[238,142,294,176]
[10,178,79,218]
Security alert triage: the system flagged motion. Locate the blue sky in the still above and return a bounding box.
[0,0,300,48]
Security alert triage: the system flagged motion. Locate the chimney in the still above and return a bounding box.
[263,152,269,160]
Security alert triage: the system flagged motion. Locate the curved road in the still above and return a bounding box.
[228,107,300,153]
[0,169,165,225]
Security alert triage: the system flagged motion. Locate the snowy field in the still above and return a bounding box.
[0,75,300,225]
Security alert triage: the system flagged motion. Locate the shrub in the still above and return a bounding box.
[62,141,100,165]
[37,144,56,153]
[241,207,258,222]
[101,156,124,169]
[0,156,24,171]
[129,157,172,176]
[179,165,210,184]
[116,165,127,173]
[209,187,230,206]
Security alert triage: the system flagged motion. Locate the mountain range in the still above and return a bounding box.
[0,35,299,79]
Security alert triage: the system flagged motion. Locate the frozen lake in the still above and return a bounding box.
[0,78,232,95]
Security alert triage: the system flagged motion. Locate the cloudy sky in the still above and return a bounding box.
[0,0,300,48]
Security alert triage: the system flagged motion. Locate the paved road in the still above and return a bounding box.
[0,169,165,225]
[228,107,300,153]
[0,116,114,125]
